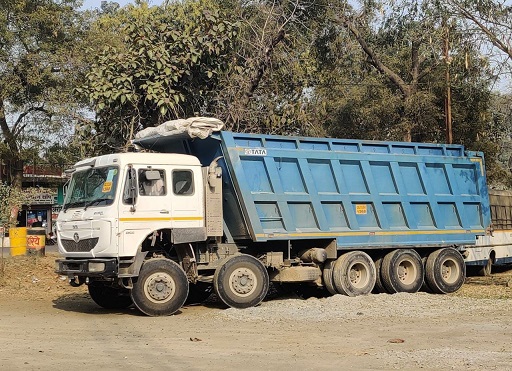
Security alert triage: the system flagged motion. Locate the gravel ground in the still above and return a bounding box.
[219,291,511,323]
[1,253,512,370]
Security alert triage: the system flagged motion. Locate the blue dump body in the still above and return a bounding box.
[134,131,491,249]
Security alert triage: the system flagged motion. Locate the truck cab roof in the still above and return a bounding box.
[73,152,201,170]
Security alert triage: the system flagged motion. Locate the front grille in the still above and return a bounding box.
[61,238,99,252]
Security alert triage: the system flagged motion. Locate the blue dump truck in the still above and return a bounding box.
[55,119,491,316]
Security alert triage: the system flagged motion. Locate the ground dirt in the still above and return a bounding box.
[1,253,511,371]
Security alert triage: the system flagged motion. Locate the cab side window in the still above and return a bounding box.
[172,170,193,195]
[138,169,166,196]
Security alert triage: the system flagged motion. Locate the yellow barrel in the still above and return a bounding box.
[9,227,27,256]
[27,228,46,256]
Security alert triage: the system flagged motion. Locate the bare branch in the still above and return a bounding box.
[449,0,512,59]
[339,15,412,97]
[12,106,51,137]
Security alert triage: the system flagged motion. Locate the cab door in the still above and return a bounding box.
[118,165,172,256]
[168,166,204,229]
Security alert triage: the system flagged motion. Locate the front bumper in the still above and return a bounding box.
[55,258,118,278]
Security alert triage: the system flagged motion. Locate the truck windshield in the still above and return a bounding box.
[63,166,119,211]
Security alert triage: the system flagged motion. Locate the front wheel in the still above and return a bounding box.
[131,259,189,316]
[425,248,465,294]
[88,281,133,309]
[213,254,269,309]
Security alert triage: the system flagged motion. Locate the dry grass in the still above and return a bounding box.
[455,268,512,299]
[0,253,87,300]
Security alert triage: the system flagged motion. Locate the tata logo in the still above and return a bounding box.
[244,148,267,156]
[73,233,80,243]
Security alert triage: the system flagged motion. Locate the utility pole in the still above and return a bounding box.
[444,19,453,144]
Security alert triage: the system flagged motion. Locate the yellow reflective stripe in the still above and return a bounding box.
[256,229,485,238]
[172,216,204,221]
[120,217,171,222]
[120,216,203,222]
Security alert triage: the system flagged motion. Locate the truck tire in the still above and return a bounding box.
[88,282,133,309]
[213,254,269,309]
[131,259,189,316]
[332,251,376,296]
[420,256,433,293]
[425,248,466,294]
[477,257,493,277]
[381,249,424,293]
[373,257,389,294]
[322,260,338,295]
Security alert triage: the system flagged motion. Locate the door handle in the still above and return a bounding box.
[160,210,169,214]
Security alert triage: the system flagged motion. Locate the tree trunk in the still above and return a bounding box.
[0,100,23,189]
[10,160,24,189]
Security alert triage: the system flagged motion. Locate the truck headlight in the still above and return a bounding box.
[88,262,106,272]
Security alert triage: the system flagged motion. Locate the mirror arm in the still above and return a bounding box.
[128,165,137,212]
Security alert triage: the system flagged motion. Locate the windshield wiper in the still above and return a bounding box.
[63,202,83,212]
[84,198,111,210]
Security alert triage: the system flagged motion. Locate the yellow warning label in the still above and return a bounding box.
[102,181,113,193]
[355,204,367,215]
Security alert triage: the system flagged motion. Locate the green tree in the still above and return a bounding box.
[212,0,326,136]
[325,1,453,142]
[313,0,505,182]
[79,0,238,154]
[79,0,328,153]
[0,0,85,188]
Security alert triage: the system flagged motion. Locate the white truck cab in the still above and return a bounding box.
[58,152,204,257]
[56,152,210,315]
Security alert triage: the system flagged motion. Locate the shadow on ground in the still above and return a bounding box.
[52,293,143,316]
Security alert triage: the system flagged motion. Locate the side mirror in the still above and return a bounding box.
[145,170,162,181]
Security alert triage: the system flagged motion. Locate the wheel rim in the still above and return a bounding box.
[229,267,258,297]
[144,272,176,304]
[397,259,417,285]
[348,262,369,289]
[440,258,459,284]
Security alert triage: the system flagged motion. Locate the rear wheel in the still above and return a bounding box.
[373,257,389,294]
[213,254,269,309]
[131,259,189,316]
[477,257,493,277]
[381,249,424,293]
[332,251,376,296]
[322,260,338,295]
[425,248,465,294]
[420,256,433,293]
[88,282,133,309]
